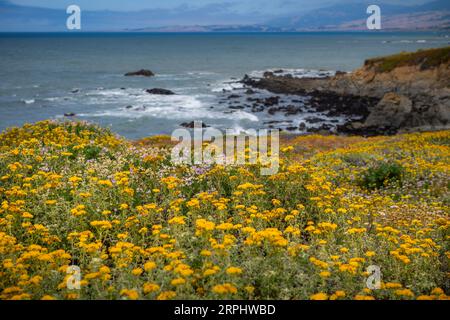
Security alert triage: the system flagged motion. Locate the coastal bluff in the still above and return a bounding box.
[243,47,450,135]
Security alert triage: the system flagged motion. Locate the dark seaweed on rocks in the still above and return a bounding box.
[240,47,450,136]
[308,91,379,119]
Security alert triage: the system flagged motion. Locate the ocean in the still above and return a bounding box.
[0,32,448,139]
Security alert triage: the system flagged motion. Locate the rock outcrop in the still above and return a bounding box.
[331,47,450,134]
[146,88,175,95]
[180,121,209,128]
[243,46,450,135]
[125,69,155,77]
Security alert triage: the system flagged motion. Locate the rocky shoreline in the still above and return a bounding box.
[234,47,450,136]
[241,73,381,134]
[77,48,449,137]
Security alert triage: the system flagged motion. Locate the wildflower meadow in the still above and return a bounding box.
[0,121,448,300]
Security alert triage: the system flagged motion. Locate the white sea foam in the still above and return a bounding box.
[85,89,131,97]
[43,97,61,102]
[186,71,217,76]
[211,81,244,92]
[77,88,259,124]
[22,99,35,104]
[249,68,336,79]
[155,71,216,82]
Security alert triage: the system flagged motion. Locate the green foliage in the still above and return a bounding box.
[359,161,404,190]
[365,46,450,73]
[428,135,450,147]
[83,145,102,160]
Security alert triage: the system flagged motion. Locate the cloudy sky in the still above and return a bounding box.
[8,0,428,13]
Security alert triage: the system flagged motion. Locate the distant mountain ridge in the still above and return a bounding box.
[111,0,450,32]
[0,0,449,32]
[0,0,267,31]
[268,0,450,30]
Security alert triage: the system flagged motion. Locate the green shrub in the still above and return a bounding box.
[83,145,102,160]
[359,161,404,190]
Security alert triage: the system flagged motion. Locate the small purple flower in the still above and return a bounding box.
[193,166,208,175]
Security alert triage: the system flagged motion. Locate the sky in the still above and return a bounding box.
[9,0,333,12]
[8,0,429,13]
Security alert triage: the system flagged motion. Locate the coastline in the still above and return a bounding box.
[1,32,449,138]
[234,46,450,136]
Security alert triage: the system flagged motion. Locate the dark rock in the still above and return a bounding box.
[64,113,76,117]
[125,69,155,77]
[299,122,306,131]
[245,89,256,95]
[263,96,280,107]
[267,108,277,115]
[229,106,245,110]
[335,71,347,76]
[180,121,210,129]
[252,105,265,112]
[126,105,133,109]
[307,91,378,119]
[284,105,302,115]
[146,88,175,95]
[305,117,326,124]
[337,123,397,137]
[267,105,303,116]
[364,93,412,128]
[264,120,293,125]
[349,92,450,135]
[227,94,241,99]
[309,123,333,134]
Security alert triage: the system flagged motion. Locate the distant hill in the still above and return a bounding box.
[0,0,266,32]
[129,25,283,33]
[130,0,450,32]
[268,0,450,31]
[0,0,448,32]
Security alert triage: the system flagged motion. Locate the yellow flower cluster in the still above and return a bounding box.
[0,121,448,300]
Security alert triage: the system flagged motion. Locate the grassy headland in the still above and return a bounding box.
[364,46,450,73]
